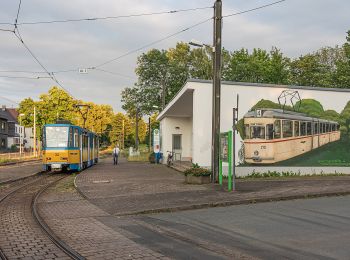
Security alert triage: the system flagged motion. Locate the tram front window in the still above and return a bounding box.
[45,126,69,147]
[250,126,265,139]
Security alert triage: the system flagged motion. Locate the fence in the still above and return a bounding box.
[0,151,40,161]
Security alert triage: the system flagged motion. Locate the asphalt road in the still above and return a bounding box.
[134,196,350,260]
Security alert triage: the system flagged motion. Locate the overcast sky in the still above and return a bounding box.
[0,0,349,112]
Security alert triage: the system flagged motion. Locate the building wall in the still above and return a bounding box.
[192,83,212,167]
[160,117,192,161]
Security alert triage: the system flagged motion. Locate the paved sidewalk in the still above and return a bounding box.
[0,161,42,184]
[75,157,350,215]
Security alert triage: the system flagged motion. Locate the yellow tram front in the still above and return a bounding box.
[42,123,99,171]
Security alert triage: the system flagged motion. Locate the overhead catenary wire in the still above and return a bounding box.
[1,1,288,84]
[223,0,287,18]
[8,0,75,98]
[13,27,74,97]
[4,6,213,26]
[93,68,136,80]
[0,75,51,79]
[0,95,20,105]
[94,17,213,68]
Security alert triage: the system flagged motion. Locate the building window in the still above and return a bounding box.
[1,122,5,130]
[1,139,5,148]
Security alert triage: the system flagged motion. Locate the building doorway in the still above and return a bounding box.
[172,134,182,161]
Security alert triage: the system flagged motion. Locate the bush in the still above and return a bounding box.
[184,167,211,177]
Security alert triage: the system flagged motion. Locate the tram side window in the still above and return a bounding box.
[294,121,300,137]
[337,124,340,131]
[244,124,250,139]
[69,127,74,147]
[314,123,319,134]
[266,124,273,140]
[250,126,265,139]
[282,120,293,138]
[74,129,80,147]
[300,122,306,136]
[307,122,312,135]
[274,120,281,139]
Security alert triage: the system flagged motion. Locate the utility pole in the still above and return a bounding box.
[211,0,222,183]
[148,117,151,152]
[161,78,166,110]
[122,119,125,149]
[135,107,139,151]
[33,106,37,157]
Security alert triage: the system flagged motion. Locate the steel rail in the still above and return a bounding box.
[32,175,86,260]
[0,175,47,260]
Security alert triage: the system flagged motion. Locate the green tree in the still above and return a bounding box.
[335,31,350,88]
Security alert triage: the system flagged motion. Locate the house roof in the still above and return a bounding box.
[6,108,19,123]
[0,110,10,121]
[4,108,19,123]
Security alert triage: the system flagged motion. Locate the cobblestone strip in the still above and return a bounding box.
[38,176,170,260]
[0,175,71,260]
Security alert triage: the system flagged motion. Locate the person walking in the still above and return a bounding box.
[113,145,120,165]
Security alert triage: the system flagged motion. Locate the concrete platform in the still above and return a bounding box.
[75,157,350,215]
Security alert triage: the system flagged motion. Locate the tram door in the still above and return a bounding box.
[172,134,182,161]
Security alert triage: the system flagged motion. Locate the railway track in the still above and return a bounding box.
[0,173,85,260]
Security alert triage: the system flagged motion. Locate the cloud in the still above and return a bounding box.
[0,0,349,112]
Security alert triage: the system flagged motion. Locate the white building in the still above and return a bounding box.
[157,79,350,176]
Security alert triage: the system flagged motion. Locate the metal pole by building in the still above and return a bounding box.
[211,0,222,183]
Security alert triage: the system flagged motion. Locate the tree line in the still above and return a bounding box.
[18,86,158,148]
[122,30,350,117]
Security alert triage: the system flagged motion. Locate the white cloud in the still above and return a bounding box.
[0,0,349,111]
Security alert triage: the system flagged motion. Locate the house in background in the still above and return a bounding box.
[0,106,34,152]
[0,108,10,151]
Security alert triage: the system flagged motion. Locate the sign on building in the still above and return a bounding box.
[153,129,160,153]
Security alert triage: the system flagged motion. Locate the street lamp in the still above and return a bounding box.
[18,113,25,157]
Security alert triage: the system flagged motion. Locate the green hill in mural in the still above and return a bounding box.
[272,136,350,166]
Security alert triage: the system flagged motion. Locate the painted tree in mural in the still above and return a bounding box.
[340,101,350,134]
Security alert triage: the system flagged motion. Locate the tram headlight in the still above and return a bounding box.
[254,150,259,156]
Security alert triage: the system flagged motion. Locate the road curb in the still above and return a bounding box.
[114,190,350,216]
[73,174,89,200]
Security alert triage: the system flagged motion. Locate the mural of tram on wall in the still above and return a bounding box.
[243,109,340,164]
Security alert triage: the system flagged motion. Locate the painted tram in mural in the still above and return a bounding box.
[243,109,340,164]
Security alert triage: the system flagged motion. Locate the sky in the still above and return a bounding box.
[0,0,349,112]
